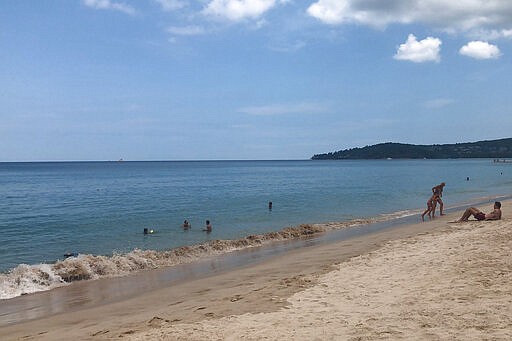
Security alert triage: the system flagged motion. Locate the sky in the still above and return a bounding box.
[1,0,512,161]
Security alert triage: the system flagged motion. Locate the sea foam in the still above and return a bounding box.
[0,214,403,300]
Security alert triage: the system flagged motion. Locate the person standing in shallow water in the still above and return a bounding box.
[421,192,439,221]
[183,219,191,229]
[431,182,445,216]
[203,220,212,233]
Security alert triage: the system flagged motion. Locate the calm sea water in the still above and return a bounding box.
[0,160,510,279]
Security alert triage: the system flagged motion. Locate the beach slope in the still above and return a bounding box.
[126,206,512,340]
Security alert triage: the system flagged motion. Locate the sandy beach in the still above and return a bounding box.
[1,201,511,340]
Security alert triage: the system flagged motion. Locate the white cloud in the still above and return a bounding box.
[238,102,330,116]
[307,0,350,25]
[424,98,454,109]
[468,28,512,40]
[268,40,306,53]
[167,25,206,36]
[459,41,502,60]
[203,0,277,21]
[307,0,512,33]
[83,0,136,15]
[154,0,187,11]
[394,34,441,63]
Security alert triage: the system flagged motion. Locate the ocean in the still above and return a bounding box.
[1,159,511,299]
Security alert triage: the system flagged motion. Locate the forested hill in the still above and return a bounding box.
[311,138,512,160]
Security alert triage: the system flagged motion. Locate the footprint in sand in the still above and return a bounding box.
[148,316,170,327]
[91,329,109,336]
[22,331,48,339]
[230,294,243,302]
[168,300,184,306]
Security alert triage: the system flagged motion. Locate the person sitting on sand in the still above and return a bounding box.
[454,202,501,222]
[432,182,445,216]
[421,193,439,221]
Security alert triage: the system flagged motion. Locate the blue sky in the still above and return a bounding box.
[1,0,512,161]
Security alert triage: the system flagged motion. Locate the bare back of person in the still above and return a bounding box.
[431,182,445,216]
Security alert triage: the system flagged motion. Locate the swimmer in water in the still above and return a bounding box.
[203,220,212,232]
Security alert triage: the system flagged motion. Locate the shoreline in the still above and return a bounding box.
[1,199,510,339]
[0,212,414,326]
[2,193,509,302]
[0,213,398,301]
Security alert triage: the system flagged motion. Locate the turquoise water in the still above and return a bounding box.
[0,159,510,298]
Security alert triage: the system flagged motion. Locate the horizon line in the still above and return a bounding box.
[0,159,312,163]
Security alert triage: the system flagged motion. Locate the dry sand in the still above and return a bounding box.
[2,202,511,340]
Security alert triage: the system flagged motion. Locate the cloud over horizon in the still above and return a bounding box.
[238,102,330,116]
[394,34,441,63]
[423,98,454,109]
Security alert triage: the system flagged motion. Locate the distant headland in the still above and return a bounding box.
[311,138,512,160]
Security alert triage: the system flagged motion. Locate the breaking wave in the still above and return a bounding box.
[0,211,417,300]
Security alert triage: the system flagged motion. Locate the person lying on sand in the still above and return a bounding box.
[452,201,501,222]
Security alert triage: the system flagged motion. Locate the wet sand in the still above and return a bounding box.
[1,201,511,340]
